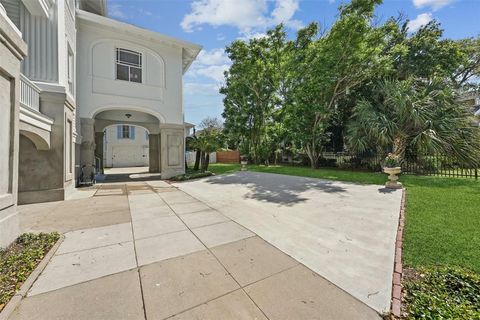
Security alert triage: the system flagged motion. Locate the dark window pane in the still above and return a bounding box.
[119,50,140,66]
[130,67,142,83]
[116,64,129,81]
[122,125,130,138]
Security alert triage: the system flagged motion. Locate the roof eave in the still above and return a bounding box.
[76,9,202,72]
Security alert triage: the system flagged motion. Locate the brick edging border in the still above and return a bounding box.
[391,188,406,317]
[0,235,64,320]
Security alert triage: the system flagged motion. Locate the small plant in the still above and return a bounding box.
[171,171,213,181]
[403,266,480,319]
[384,153,399,168]
[0,232,60,310]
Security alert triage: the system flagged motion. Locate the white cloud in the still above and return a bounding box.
[108,3,155,20]
[196,49,230,66]
[270,0,303,29]
[181,0,302,35]
[189,64,230,82]
[108,3,127,19]
[186,48,231,83]
[239,32,267,40]
[407,13,433,32]
[184,83,220,95]
[412,0,455,10]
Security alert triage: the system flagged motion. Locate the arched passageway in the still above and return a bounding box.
[79,108,163,180]
[79,107,186,182]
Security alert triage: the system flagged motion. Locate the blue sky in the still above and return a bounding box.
[107,0,480,125]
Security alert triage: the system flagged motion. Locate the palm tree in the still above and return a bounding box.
[186,136,201,171]
[195,117,223,172]
[346,78,480,165]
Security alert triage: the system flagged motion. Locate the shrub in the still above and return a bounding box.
[171,171,213,181]
[318,157,337,167]
[404,266,480,319]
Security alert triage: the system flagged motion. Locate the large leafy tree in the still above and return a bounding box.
[221,26,287,164]
[220,0,480,169]
[346,78,480,165]
[452,37,480,87]
[283,0,387,168]
[337,19,479,155]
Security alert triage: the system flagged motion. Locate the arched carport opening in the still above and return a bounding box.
[79,108,163,183]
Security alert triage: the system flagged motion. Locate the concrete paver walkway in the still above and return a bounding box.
[174,171,403,313]
[10,173,388,320]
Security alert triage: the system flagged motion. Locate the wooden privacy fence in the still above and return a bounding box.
[216,150,240,164]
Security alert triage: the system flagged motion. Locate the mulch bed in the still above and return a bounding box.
[0,232,60,311]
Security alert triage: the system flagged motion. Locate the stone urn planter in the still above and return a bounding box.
[383,166,402,189]
[240,155,248,171]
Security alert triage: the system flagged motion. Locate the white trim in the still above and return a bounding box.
[19,106,54,132]
[89,105,167,123]
[21,0,52,18]
[0,194,14,212]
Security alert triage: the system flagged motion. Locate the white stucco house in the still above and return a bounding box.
[103,125,150,168]
[0,0,201,246]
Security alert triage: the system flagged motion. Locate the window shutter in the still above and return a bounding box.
[117,125,122,139]
[130,126,136,140]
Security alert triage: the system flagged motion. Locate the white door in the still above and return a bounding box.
[112,146,147,167]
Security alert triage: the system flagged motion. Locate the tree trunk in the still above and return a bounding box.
[305,143,320,169]
[202,153,210,172]
[392,136,407,161]
[194,149,201,171]
[308,155,318,169]
[200,151,206,172]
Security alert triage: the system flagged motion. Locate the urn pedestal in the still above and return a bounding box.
[383,167,402,189]
[240,160,248,171]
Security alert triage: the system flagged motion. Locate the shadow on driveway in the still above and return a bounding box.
[203,172,347,206]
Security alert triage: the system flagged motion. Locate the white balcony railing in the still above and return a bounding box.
[20,74,40,112]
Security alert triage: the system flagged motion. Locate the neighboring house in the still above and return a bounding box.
[103,125,149,168]
[185,122,195,137]
[459,92,480,127]
[0,0,200,246]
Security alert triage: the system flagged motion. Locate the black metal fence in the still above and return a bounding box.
[401,153,478,179]
[283,151,479,179]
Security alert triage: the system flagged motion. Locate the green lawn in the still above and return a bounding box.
[208,163,480,272]
[208,163,241,175]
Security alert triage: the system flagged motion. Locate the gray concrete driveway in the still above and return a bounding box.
[12,177,381,320]
[174,171,403,313]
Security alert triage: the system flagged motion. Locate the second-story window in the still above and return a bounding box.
[116,48,142,83]
[67,45,74,95]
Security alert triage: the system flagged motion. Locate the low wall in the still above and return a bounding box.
[216,150,240,164]
[186,151,216,165]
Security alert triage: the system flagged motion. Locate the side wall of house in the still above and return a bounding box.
[0,7,27,247]
[4,0,78,203]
